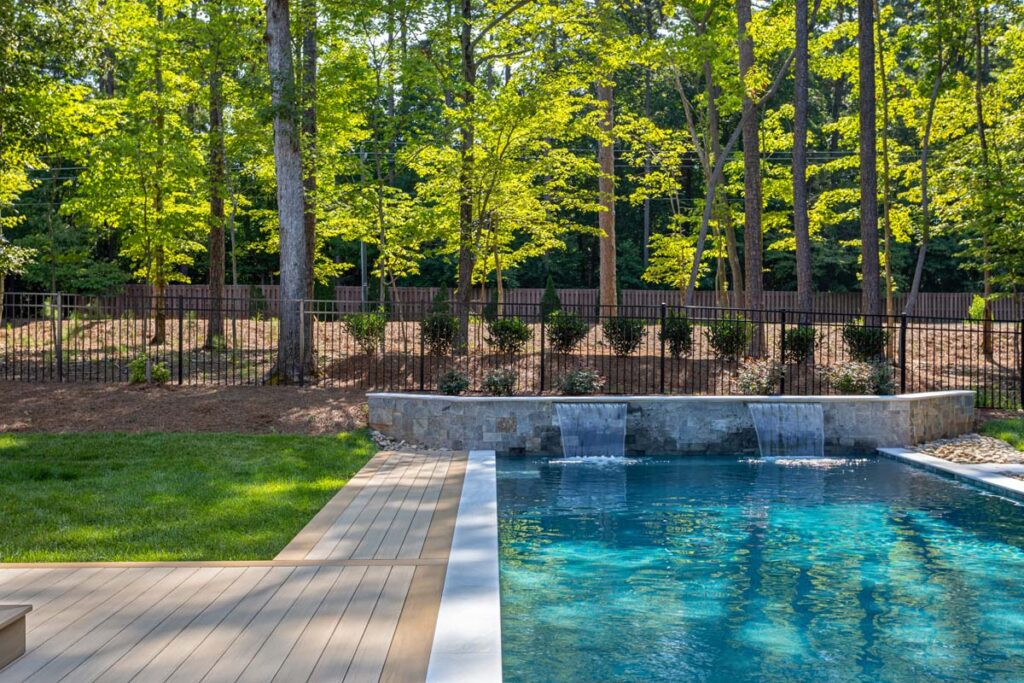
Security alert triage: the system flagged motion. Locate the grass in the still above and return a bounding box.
[978,418,1024,451]
[0,431,376,562]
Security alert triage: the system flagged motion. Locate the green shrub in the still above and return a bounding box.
[438,369,470,395]
[559,368,604,396]
[737,358,783,395]
[431,286,451,314]
[420,313,459,356]
[967,294,987,323]
[342,311,387,355]
[486,317,532,355]
[660,312,693,358]
[783,325,817,363]
[823,360,895,395]
[483,289,499,322]
[842,321,888,361]
[706,316,751,361]
[602,316,646,356]
[540,275,561,321]
[547,311,589,354]
[128,354,170,384]
[483,368,517,396]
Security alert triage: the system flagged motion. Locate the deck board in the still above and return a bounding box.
[0,451,468,683]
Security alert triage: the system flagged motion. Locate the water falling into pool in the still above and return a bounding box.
[748,402,824,458]
[555,403,627,458]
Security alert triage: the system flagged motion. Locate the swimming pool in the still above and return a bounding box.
[497,455,1024,682]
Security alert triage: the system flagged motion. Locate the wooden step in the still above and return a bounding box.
[0,605,31,671]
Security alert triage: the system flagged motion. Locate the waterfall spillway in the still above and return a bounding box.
[555,403,627,458]
[748,403,825,458]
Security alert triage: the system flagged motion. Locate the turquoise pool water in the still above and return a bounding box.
[497,455,1024,682]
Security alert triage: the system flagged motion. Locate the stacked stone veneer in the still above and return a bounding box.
[367,391,975,455]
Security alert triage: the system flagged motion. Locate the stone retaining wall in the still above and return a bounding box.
[367,392,976,455]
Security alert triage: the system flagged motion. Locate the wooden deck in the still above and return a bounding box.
[0,450,467,683]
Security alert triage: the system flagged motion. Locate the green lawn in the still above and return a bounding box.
[978,418,1024,451]
[0,431,376,562]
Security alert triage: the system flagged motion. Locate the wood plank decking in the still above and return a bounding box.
[0,450,467,683]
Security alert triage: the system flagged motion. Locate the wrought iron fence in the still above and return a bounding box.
[2,291,1021,408]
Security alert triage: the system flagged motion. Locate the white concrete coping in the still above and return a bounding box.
[427,450,502,683]
[879,447,1024,502]
[369,390,974,403]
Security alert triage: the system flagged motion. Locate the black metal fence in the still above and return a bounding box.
[2,291,1021,408]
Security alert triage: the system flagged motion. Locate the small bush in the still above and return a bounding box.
[483,289,499,322]
[602,316,646,356]
[483,368,517,396]
[783,325,817,364]
[438,369,470,395]
[706,317,751,361]
[547,311,589,354]
[540,275,561,321]
[342,311,387,355]
[823,360,895,395]
[431,286,451,314]
[660,312,693,358]
[128,354,170,384]
[420,313,459,356]
[842,321,888,361]
[486,317,532,355]
[737,358,783,395]
[967,294,987,323]
[559,368,604,396]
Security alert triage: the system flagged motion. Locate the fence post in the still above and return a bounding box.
[539,306,546,394]
[419,300,425,392]
[778,309,786,396]
[659,302,667,394]
[55,292,63,382]
[177,296,184,385]
[298,299,305,387]
[899,313,908,394]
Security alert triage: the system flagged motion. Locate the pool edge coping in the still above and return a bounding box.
[426,449,502,683]
[878,447,1024,502]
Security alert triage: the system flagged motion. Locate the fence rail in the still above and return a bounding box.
[1,292,1020,408]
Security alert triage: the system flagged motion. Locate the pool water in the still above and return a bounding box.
[497,455,1024,682]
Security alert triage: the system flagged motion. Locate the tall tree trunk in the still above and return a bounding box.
[737,0,763,354]
[974,10,993,360]
[874,0,894,317]
[205,0,226,349]
[597,81,617,315]
[793,0,813,316]
[455,0,477,347]
[265,0,309,382]
[150,0,167,345]
[301,0,317,302]
[857,0,881,320]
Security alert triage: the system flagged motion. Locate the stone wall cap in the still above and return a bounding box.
[367,390,974,404]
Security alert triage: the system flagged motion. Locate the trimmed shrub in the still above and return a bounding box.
[602,316,646,356]
[420,313,458,356]
[438,369,470,395]
[540,275,561,321]
[559,368,604,396]
[706,316,751,361]
[342,311,387,355]
[823,360,895,395]
[737,358,783,395]
[483,368,517,396]
[547,310,588,354]
[967,294,987,323]
[660,311,693,358]
[783,325,817,363]
[431,286,451,314]
[128,354,170,384]
[842,321,888,361]
[486,317,532,355]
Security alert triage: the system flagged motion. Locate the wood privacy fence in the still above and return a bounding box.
[109,285,1024,321]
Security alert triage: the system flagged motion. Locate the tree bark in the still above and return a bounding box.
[265,0,309,382]
[596,81,617,315]
[974,10,993,360]
[737,0,763,354]
[875,0,894,317]
[793,0,813,316]
[857,0,882,320]
[455,0,477,347]
[150,0,167,345]
[301,0,317,302]
[205,0,226,349]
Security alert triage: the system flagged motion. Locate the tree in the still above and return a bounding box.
[737,0,763,353]
[792,0,813,315]
[857,0,881,319]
